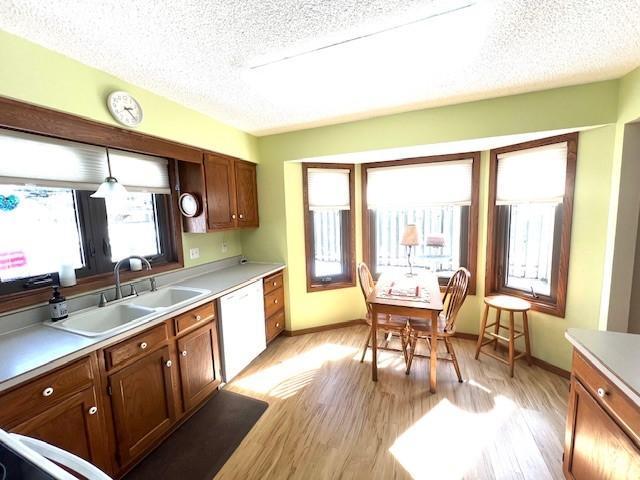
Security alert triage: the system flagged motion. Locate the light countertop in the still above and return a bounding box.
[0,262,284,393]
[565,328,640,406]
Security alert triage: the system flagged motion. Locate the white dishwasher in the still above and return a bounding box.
[219,280,267,382]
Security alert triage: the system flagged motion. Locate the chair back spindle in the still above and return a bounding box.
[442,267,471,332]
[358,263,376,316]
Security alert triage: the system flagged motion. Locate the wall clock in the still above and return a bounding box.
[107,91,143,127]
[179,193,201,218]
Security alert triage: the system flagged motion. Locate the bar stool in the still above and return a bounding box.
[474,295,532,377]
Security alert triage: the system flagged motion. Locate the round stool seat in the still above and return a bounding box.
[484,295,531,312]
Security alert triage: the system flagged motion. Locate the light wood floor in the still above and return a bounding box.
[216,325,569,480]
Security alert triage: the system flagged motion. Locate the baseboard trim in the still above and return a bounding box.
[283,322,569,379]
[284,319,366,337]
[453,332,570,379]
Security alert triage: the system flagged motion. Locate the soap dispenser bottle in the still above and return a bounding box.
[49,286,69,322]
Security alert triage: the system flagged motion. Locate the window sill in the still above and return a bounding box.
[307,280,356,293]
[486,287,565,318]
[0,261,183,315]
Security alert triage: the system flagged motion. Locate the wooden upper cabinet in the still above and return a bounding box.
[204,154,237,230]
[235,160,259,228]
[200,153,258,232]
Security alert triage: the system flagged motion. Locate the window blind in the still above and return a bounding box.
[367,159,473,208]
[0,128,108,189]
[496,142,567,204]
[0,129,171,194]
[109,149,170,194]
[307,168,351,210]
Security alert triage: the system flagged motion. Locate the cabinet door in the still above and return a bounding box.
[564,379,640,479]
[108,346,176,466]
[12,386,110,473]
[234,160,259,228]
[204,154,237,230]
[177,322,222,411]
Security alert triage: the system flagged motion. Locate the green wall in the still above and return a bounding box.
[253,80,622,371]
[599,66,640,332]
[0,29,258,267]
[3,26,639,371]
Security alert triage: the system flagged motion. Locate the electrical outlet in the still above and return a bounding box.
[221,241,228,253]
[189,248,200,260]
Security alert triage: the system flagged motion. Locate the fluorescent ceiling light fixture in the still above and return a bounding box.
[249,0,476,69]
[91,149,128,199]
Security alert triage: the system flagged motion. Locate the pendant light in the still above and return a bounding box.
[91,148,128,198]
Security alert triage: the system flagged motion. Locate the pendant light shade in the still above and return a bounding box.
[91,149,128,199]
[91,176,128,198]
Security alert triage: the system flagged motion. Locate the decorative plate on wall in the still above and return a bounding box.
[179,193,201,217]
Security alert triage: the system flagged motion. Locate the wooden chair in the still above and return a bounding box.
[358,263,410,366]
[404,267,471,382]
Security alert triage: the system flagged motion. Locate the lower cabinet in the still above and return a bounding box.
[564,351,640,479]
[108,346,176,466]
[12,385,109,471]
[0,293,272,477]
[177,322,222,411]
[263,271,285,343]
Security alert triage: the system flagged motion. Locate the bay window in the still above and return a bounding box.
[486,133,578,316]
[363,153,480,292]
[302,164,355,291]
[0,128,178,296]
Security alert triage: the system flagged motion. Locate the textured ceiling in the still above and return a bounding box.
[1,0,639,135]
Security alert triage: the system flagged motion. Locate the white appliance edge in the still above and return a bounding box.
[218,280,266,382]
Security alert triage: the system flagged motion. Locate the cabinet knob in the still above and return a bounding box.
[232,214,237,219]
[239,214,244,219]
[196,315,202,321]
[274,299,278,304]
[165,360,173,368]
[88,406,98,415]
[597,387,607,398]
[42,387,54,397]
[181,350,188,357]
[140,342,148,350]
[273,282,277,287]
[276,323,280,328]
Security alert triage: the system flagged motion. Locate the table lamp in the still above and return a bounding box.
[426,233,446,271]
[400,224,420,276]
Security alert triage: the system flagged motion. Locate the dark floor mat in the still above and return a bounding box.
[123,389,268,480]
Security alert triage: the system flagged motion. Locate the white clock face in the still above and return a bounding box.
[107,91,143,127]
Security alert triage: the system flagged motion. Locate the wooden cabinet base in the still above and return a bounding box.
[0,302,225,478]
[263,271,286,343]
[564,350,640,479]
[12,386,110,473]
[177,323,222,411]
[108,346,176,466]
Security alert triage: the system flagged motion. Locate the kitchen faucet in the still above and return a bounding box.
[98,255,157,307]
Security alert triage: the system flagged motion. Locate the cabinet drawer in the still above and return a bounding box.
[266,310,285,343]
[263,272,283,294]
[174,303,215,335]
[105,323,168,371]
[0,357,94,427]
[573,351,640,443]
[264,287,284,319]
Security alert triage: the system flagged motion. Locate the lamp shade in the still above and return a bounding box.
[426,234,446,248]
[90,176,128,199]
[400,224,420,246]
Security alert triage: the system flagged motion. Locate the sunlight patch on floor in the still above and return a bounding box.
[390,395,516,480]
[233,343,356,399]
